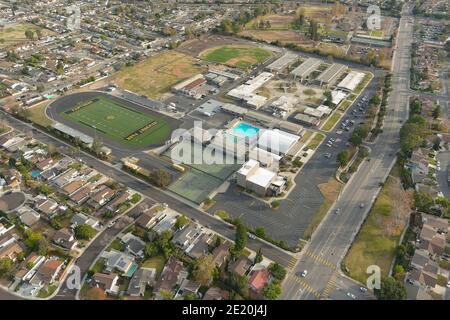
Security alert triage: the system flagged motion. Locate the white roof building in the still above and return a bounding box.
[331,90,347,106]
[257,129,300,156]
[336,71,365,92]
[227,72,273,109]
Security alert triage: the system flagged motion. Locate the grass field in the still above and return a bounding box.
[60,96,171,147]
[27,102,54,127]
[0,23,54,49]
[200,45,272,68]
[142,256,166,279]
[168,168,223,204]
[246,14,295,30]
[303,178,342,240]
[110,51,204,99]
[343,166,413,283]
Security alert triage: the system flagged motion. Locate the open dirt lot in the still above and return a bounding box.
[0,23,55,49]
[109,51,204,100]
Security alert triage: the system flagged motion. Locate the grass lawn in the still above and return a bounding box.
[0,23,54,49]
[305,133,325,150]
[302,178,343,240]
[110,51,204,99]
[215,210,230,220]
[37,285,57,298]
[60,96,171,147]
[200,45,272,69]
[107,239,125,252]
[27,102,54,127]
[354,73,373,95]
[299,130,313,144]
[245,14,295,30]
[322,112,342,131]
[342,166,413,283]
[142,255,166,279]
[339,100,352,111]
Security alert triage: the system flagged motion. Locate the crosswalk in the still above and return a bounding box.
[287,256,298,270]
[302,250,337,270]
[321,270,339,299]
[294,276,321,299]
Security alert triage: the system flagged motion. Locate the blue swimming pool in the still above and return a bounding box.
[31,170,40,178]
[232,122,260,138]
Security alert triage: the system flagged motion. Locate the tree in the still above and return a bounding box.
[184,292,199,300]
[25,29,34,40]
[410,99,421,115]
[36,183,52,195]
[74,224,96,240]
[268,263,286,281]
[375,277,406,300]
[323,90,332,106]
[308,19,319,41]
[232,219,247,256]
[337,149,350,167]
[432,105,441,119]
[84,287,107,300]
[145,243,158,258]
[23,229,44,252]
[349,132,363,146]
[91,136,103,155]
[254,226,266,238]
[0,258,13,277]
[262,280,281,300]
[175,215,188,230]
[149,169,171,188]
[254,248,263,264]
[192,255,216,286]
[393,264,405,281]
[35,28,42,40]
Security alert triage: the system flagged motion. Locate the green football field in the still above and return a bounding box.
[60,96,171,147]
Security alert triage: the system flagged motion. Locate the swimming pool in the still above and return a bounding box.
[232,122,260,138]
[31,170,40,178]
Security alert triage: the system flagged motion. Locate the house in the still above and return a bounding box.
[229,256,252,277]
[211,241,231,268]
[203,286,229,300]
[0,240,24,261]
[153,211,178,235]
[106,191,130,212]
[88,185,115,209]
[93,272,119,295]
[154,257,188,299]
[14,254,46,282]
[52,168,79,188]
[3,168,22,188]
[102,249,137,277]
[248,268,271,293]
[17,206,41,227]
[120,233,146,258]
[53,228,78,250]
[70,213,100,229]
[171,223,203,252]
[127,267,156,297]
[70,184,94,205]
[176,279,201,299]
[35,157,57,172]
[136,208,159,229]
[61,179,86,195]
[30,259,64,286]
[187,233,214,259]
[34,197,58,219]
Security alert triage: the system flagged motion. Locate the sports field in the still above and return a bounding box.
[110,51,204,99]
[168,169,223,204]
[60,96,171,147]
[200,45,272,68]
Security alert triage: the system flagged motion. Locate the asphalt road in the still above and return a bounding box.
[281,4,414,300]
[436,151,450,198]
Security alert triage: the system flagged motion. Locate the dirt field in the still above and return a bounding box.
[109,51,205,100]
[245,14,295,30]
[0,23,54,49]
[343,166,414,283]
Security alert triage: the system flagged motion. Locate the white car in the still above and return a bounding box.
[301,270,308,277]
[359,287,367,292]
[347,292,356,299]
[447,281,450,289]
[248,233,256,240]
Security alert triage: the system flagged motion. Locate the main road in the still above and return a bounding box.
[282,3,414,300]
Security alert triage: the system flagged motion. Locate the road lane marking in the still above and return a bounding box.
[294,276,321,299]
[321,270,339,299]
[303,250,337,270]
[287,257,298,269]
